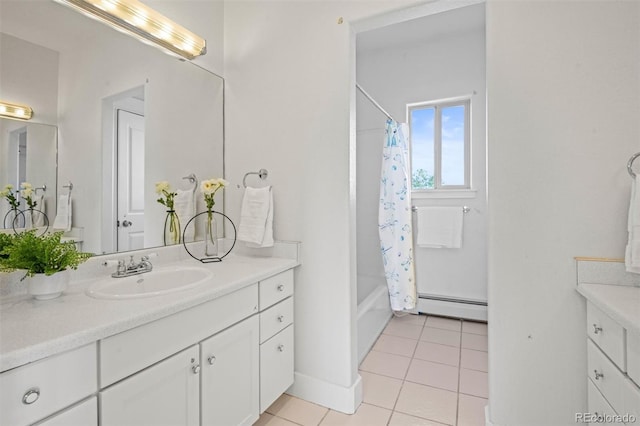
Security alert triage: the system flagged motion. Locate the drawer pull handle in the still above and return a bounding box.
[277,284,285,292]
[277,315,285,323]
[278,344,285,352]
[594,370,604,380]
[22,388,40,405]
[592,324,603,334]
[208,355,216,365]
[192,364,201,374]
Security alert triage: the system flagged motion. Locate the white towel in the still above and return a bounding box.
[238,186,274,248]
[52,194,72,231]
[174,189,195,242]
[32,194,46,227]
[625,175,640,273]
[416,206,463,248]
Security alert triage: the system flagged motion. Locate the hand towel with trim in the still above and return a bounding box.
[626,174,640,273]
[238,186,274,248]
[416,206,463,248]
[52,194,72,231]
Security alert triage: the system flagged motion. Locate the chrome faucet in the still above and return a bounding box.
[111,254,156,278]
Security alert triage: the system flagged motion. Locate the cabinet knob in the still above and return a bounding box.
[277,315,285,323]
[592,324,603,334]
[22,388,40,405]
[277,344,285,352]
[277,284,285,292]
[208,355,216,365]
[192,364,201,374]
[593,369,604,380]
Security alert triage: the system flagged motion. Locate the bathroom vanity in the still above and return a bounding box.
[0,242,299,426]
[576,259,640,424]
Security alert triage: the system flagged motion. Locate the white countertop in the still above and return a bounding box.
[0,253,298,372]
[577,283,640,336]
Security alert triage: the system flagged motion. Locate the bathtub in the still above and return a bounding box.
[357,275,392,363]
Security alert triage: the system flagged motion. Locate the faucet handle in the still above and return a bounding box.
[141,252,158,261]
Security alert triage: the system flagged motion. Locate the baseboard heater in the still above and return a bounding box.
[417,293,488,321]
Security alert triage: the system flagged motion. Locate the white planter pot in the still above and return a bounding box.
[27,270,70,300]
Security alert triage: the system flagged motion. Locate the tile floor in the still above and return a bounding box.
[255,314,488,426]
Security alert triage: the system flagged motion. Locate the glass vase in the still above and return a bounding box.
[164,210,181,245]
[3,208,23,229]
[204,210,218,257]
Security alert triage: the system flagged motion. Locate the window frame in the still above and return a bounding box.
[407,97,471,192]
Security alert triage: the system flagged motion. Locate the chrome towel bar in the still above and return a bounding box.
[412,206,470,213]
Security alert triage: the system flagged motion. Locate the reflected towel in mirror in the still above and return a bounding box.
[174,189,195,242]
[52,194,72,231]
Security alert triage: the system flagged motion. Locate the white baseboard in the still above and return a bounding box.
[287,371,363,414]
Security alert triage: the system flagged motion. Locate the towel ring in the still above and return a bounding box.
[628,152,640,178]
[242,169,269,188]
[182,173,198,193]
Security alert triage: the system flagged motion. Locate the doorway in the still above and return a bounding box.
[101,86,145,253]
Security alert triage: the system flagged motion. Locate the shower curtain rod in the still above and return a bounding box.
[356,83,396,122]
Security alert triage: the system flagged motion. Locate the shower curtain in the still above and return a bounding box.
[378,119,416,311]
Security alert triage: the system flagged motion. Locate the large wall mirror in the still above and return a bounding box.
[0,0,224,255]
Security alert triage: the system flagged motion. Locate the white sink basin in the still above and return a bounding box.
[86,265,213,300]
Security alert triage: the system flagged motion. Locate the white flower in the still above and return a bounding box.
[20,182,32,189]
[4,184,13,190]
[155,181,171,194]
[21,188,33,198]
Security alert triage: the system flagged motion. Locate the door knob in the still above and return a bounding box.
[122,220,132,227]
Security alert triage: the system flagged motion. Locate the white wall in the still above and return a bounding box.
[487,1,640,424]
[356,9,487,307]
[224,0,421,412]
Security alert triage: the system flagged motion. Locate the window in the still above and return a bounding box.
[408,99,470,190]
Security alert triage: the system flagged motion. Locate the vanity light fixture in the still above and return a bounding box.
[0,101,33,121]
[54,0,207,60]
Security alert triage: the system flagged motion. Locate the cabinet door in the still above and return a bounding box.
[100,345,199,426]
[260,325,294,412]
[201,315,260,426]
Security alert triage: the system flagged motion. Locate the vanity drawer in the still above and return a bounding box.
[260,325,294,412]
[587,378,618,424]
[623,375,640,420]
[0,343,97,426]
[627,330,640,387]
[260,296,294,343]
[587,339,626,415]
[259,269,294,310]
[587,302,626,370]
[100,284,258,387]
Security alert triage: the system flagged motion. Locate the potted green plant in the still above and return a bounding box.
[0,230,92,300]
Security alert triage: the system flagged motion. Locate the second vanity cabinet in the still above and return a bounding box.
[585,301,640,424]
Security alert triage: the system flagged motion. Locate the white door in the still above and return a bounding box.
[201,315,260,426]
[116,110,145,251]
[100,346,200,426]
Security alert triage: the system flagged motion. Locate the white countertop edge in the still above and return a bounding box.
[576,283,640,336]
[1,255,299,372]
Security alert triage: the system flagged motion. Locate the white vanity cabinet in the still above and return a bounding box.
[258,270,295,412]
[585,302,640,423]
[0,343,97,426]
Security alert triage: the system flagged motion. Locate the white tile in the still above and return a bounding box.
[462,321,488,336]
[459,368,489,398]
[390,313,427,327]
[388,411,446,426]
[413,341,460,367]
[395,381,457,425]
[360,350,411,379]
[461,333,488,352]
[460,348,488,372]
[373,334,419,358]
[457,394,488,426]
[320,403,391,426]
[254,412,301,426]
[405,359,459,392]
[383,321,424,340]
[360,371,403,410]
[420,327,461,347]
[425,316,461,332]
[265,394,328,426]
